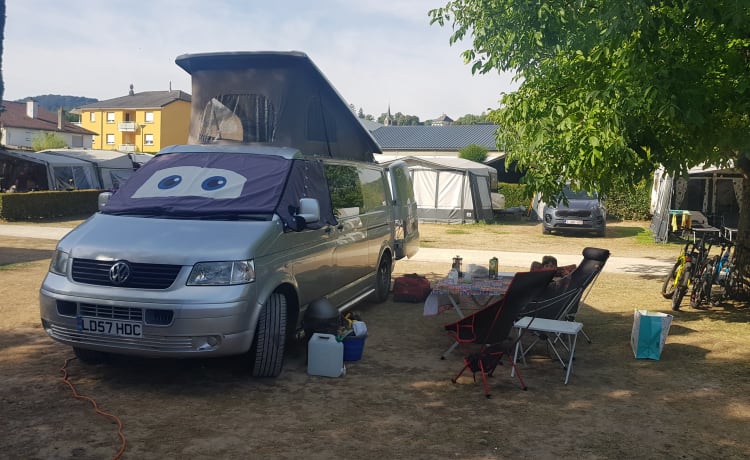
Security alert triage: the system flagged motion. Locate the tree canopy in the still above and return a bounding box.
[430,1,750,202]
[32,132,67,151]
[458,143,489,162]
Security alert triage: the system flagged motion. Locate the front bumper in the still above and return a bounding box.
[39,287,257,358]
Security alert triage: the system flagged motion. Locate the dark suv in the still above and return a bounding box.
[541,187,606,236]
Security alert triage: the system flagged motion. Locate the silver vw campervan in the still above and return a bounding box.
[39,51,419,377]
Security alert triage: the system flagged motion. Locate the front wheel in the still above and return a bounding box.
[661,261,681,299]
[691,259,714,308]
[671,262,692,311]
[672,287,686,311]
[250,293,287,378]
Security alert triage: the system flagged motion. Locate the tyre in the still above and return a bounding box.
[73,346,108,365]
[250,293,287,378]
[661,261,681,299]
[372,253,392,303]
[672,287,686,311]
[542,226,551,235]
[694,258,716,308]
[671,263,691,311]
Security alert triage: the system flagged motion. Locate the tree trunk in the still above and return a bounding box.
[729,168,750,300]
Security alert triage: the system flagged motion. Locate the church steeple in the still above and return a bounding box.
[384,104,393,126]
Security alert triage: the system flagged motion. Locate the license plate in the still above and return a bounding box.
[77,317,143,338]
[565,219,584,225]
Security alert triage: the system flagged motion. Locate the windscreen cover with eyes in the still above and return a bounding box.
[175,51,381,163]
[100,151,336,228]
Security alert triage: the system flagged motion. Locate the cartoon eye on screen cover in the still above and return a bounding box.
[131,166,247,199]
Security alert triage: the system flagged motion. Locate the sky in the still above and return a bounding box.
[3,0,518,122]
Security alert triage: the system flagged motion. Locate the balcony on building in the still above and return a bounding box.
[118,121,138,132]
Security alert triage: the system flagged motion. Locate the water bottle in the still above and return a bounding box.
[448,268,459,284]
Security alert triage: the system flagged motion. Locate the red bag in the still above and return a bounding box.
[393,274,432,302]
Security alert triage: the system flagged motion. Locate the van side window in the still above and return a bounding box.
[358,167,387,213]
[325,165,363,216]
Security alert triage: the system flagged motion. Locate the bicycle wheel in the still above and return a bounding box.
[690,259,713,308]
[671,262,691,311]
[661,260,681,299]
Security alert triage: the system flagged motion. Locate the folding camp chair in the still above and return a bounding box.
[444,270,556,398]
[513,247,610,378]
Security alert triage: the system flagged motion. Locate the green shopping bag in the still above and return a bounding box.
[630,310,673,360]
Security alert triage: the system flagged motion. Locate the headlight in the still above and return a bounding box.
[187,260,255,286]
[49,249,70,275]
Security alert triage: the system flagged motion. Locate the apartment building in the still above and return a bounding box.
[77,87,191,153]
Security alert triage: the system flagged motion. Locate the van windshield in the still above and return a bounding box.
[101,152,290,220]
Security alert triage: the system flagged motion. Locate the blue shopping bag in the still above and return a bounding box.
[630,310,673,360]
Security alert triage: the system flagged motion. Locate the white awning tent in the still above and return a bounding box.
[0,149,100,191]
[43,149,136,190]
[380,156,497,223]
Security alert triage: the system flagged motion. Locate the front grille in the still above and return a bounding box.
[68,303,173,326]
[79,303,144,321]
[72,259,182,289]
[557,209,592,218]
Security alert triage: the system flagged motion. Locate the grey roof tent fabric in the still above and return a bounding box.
[382,156,496,223]
[175,51,381,163]
[0,149,100,191]
[42,149,136,190]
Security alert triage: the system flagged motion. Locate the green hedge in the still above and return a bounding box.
[605,181,652,221]
[497,181,651,220]
[497,183,533,208]
[0,190,100,221]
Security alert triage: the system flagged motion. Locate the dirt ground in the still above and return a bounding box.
[1,221,748,459]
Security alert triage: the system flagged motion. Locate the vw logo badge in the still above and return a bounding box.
[109,261,132,285]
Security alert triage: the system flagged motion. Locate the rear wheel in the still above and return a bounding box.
[372,254,392,303]
[73,346,108,365]
[250,293,287,378]
[661,261,681,299]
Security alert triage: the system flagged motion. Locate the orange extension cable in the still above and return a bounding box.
[60,357,127,460]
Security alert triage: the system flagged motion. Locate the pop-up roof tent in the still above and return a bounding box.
[650,163,743,242]
[174,51,381,162]
[0,149,100,191]
[382,156,496,223]
[43,149,137,190]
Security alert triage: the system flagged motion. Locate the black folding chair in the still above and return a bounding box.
[514,247,610,371]
[444,270,556,398]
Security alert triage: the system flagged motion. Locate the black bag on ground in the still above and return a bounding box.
[393,274,431,302]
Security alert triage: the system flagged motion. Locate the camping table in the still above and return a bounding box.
[429,273,514,359]
[511,316,583,385]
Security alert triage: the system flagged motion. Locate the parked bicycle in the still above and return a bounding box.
[661,234,713,311]
[690,236,736,308]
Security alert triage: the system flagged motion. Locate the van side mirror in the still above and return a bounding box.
[289,198,321,232]
[297,198,320,223]
[98,192,112,211]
